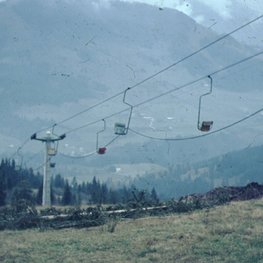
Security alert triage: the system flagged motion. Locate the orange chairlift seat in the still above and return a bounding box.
[197,75,214,132]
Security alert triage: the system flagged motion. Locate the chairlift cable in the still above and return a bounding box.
[58,151,97,159]
[104,135,120,147]
[58,135,120,159]
[31,14,263,134]
[23,150,43,167]
[126,14,263,91]
[9,15,263,158]
[54,92,123,127]
[245,132,263,150]
[9,138,31,160]
[33,156,52,172]
[135,50,263,108]
[9,124,60,160]
[128,106,263,141]
[62,50,263,135]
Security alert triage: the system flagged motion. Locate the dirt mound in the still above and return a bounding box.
[179,182,263,207]
[204,182,263,202]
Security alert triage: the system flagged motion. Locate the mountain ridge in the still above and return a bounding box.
[1,0,263,186]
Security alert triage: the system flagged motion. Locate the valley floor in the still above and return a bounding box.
[0,199,262,263]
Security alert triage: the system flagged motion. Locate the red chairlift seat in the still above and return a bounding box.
[97,147,107,155]
[200,121,213,132]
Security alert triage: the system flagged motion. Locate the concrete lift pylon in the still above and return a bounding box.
[31,131,66,206]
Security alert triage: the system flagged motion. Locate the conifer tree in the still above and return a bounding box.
[62,180,72,205]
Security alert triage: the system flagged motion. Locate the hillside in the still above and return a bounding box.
[1,0,263,205]
[0,198,262,262]
[132,144,263,199]
[1,0,263,176]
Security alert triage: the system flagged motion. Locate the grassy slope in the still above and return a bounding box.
[0,199,262,263]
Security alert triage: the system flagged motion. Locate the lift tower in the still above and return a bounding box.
[31,131,66,206]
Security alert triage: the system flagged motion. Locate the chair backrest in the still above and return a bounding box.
[200,121,213,132]
[114,123,126,135]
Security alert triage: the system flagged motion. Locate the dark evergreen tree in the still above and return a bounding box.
[0,178,6,206]
[150,187,159,204]
[76,185,82,206]
[53,174,65,188]
[108,189,118,204]
[11,180,34,206]
[51,185,56,205]
[62,180,72,205]
[81,182,87,194]
[91,177,100,204]
[100,183,108,204]
[71,176,78,191]
[36,183,43,205]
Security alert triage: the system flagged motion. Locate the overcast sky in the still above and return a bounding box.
[118,0,263,47]
[119,0,263,19]
[1,0,262,19]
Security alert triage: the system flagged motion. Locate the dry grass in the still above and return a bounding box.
[0,199,263,263]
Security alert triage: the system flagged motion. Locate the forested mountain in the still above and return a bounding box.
[1,0,263,195]
[132,144,263,199]
[0,159,159,206]
[1,144,263,204]
[1,0,263,165]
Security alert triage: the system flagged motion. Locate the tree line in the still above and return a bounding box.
[0,159,159,207]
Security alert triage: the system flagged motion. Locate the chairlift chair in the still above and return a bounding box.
[96,119,107,155]
[47,129,65,155]
[197,75,214,132]
[114,87,133,135]
[200,121,213,132]
[114,122,126,135]
[97,147,107,155]
[47,141,58,156]
[50,162,56,168]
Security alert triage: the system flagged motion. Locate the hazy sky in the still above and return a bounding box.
[119,0,263,19]
[1,0,262,19]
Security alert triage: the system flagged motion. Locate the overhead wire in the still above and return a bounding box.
[33,157,51,173]
[129,106,263,141]
[59,150,96,159]
[9,123,57,161]
[53,92,124,127]
[58,135,120,159]
[24,149,43,167]
[8,14,263,161]
[125,14,263,91]
[62,50,263,136]
[9,138,31,160]
[244,132,263,150]
[135,50,263,108]
[39,13,263,133]
[16,48,263,167]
